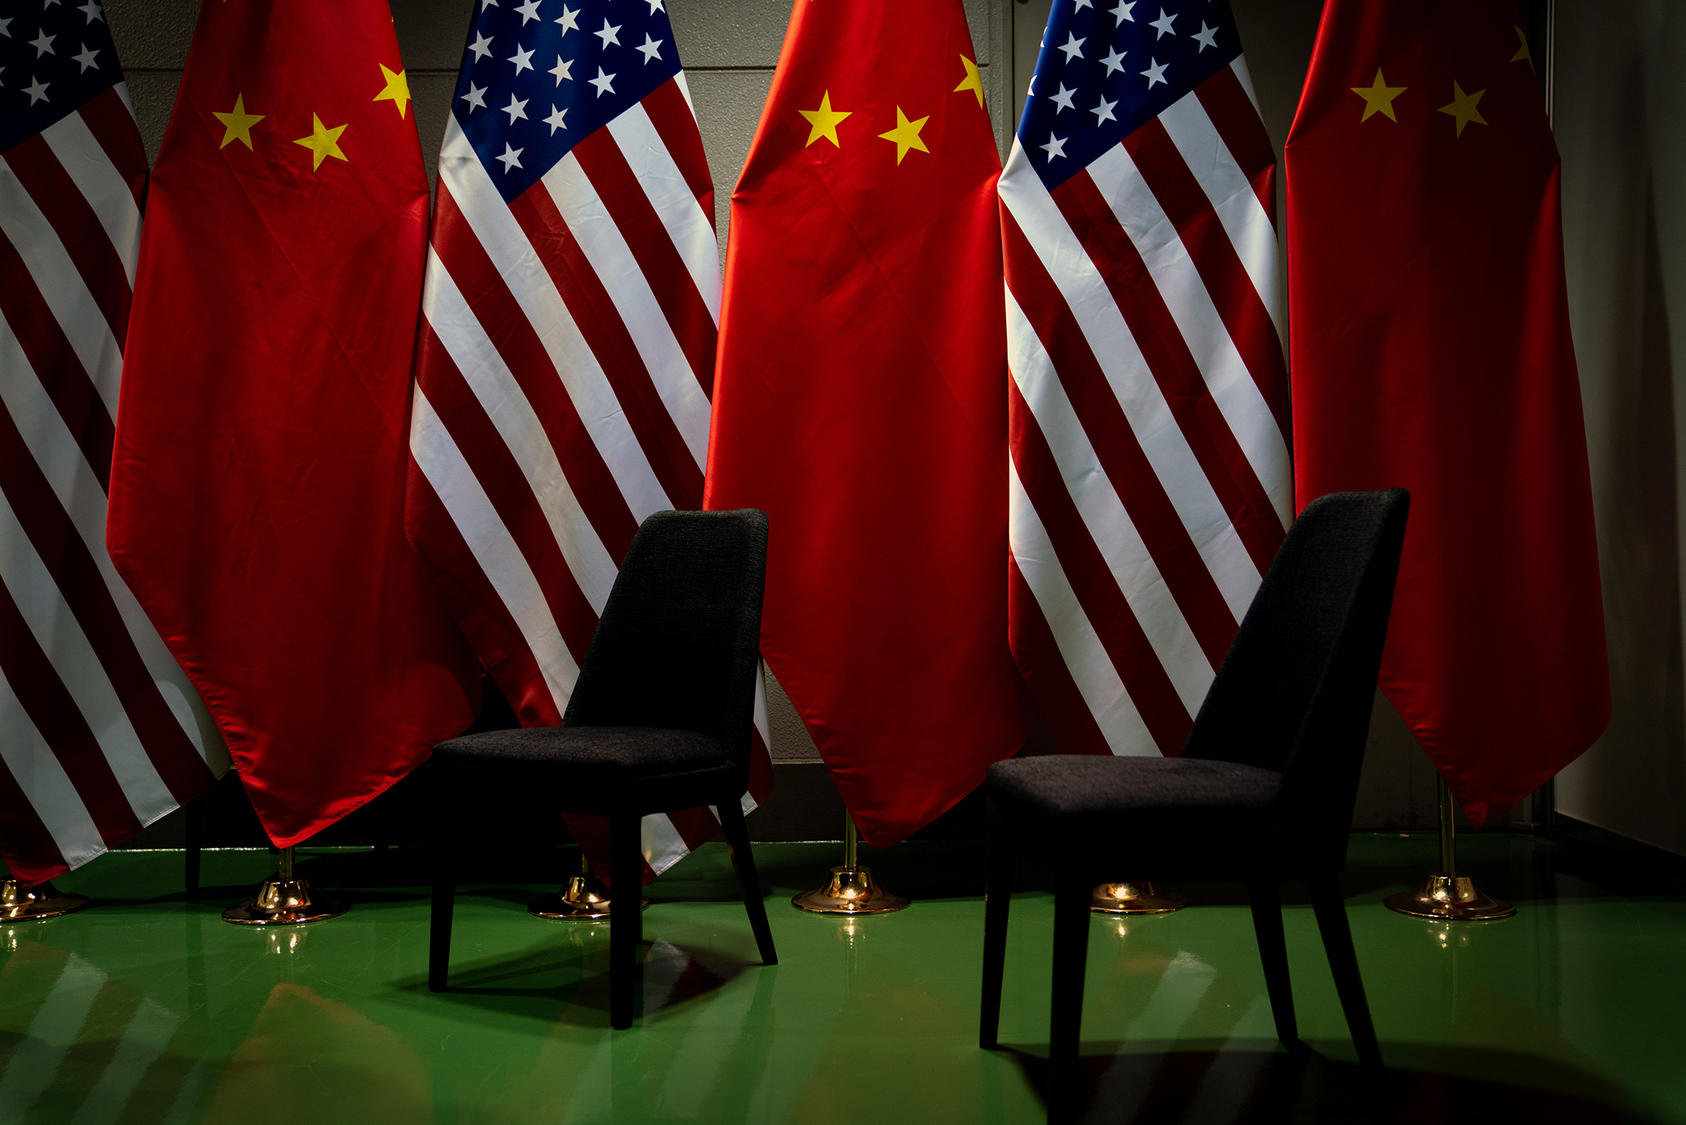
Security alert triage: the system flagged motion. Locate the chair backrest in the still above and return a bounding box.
[563,509,769,783]
[1182,489,1409,871]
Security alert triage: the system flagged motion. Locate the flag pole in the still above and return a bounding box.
[221,845,348,925]
[1384,777,1515,920]
[791,814,908,914]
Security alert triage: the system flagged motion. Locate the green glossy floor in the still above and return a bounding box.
[1,834,1683,1124]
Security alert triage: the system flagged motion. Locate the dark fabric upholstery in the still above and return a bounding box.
[987,756,1283,881]
[432,727,736,814]
[426,508,777,1028]
[980,489,1409,1074]
[564,508,768,791]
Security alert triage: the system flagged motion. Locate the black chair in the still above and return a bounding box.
[426,508,778,1029]
[980,489,1409,1078]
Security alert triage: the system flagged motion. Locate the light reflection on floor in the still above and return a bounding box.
[0,834,1682,1123]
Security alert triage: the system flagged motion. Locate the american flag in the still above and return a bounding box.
[0,0,224,886]
[406,0,770,878]
[1000,0,1292,758]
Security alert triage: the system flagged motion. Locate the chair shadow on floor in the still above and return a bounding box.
[398,931,762,1029]
[995,1039,1663,1125]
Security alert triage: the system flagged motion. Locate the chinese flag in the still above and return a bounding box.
[704,2,1029,846]
[1286,1,1609,824]
[107,0,479,846]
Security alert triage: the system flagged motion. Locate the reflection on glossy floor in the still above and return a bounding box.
[1,834,1682,1123]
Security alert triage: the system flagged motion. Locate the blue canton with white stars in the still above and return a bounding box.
[453,0,683,202]
[0,0,124,154]
[1018,0,1242,189]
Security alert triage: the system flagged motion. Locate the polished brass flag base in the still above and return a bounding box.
[529,872,647,920]
[1,880,89,922]
[792,866,909,914]
[1090,882,1186,915]
[222,876,348,925]
[222,848,347,926]
[1384,873,1516,921]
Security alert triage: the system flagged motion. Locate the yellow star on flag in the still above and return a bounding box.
[877,106,930,165]
[954,54,984,108]
[374,63,411,118]
[213,94,264,150]
[1437,81,1487,137]
[294,114,349,170]
[799,90,851,148]
[1511,26,1532,67]
[1351,68,1405,123]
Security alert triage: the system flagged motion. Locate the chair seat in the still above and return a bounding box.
[432,726,736,813]
[986,756,1284,878]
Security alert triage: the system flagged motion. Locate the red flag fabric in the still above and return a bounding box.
[0,2,226,887]
[704,2,1029,846]
[106,0,479,846]
[1285,1,1609,824]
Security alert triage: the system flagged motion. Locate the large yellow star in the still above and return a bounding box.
[1350,68,1405,123]
[374,63,411,118]
[212,94,264,149]
[877,106,930,165]
[294,114,349,170]
[1437,81,1487,137]
[798,90,851,148]
[954,53,984,108]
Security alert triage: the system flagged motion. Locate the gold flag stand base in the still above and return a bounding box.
[1385,778,1515,922]
[792,817,908,914]
[529,859,646,920]
[792,865,909,914]
[1384,873,1515,921]
[0,880,88,922]
[1090,882,1186,915]
[222,847,347,926]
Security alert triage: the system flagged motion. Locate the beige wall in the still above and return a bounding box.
[1553,1,1686,857]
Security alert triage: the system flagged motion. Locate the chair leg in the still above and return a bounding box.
[1049,879,1092,1072]
[427,824,454,993]
[717,799,777,966]
[979,833,1011,1050]
[1308,877,1382,1071]
[1246,879,1299,1050]
[609,813,644,1029]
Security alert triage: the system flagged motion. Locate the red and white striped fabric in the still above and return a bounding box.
[405,0,770,878]
[1000,1,1291,758]
[0,4,225,888]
